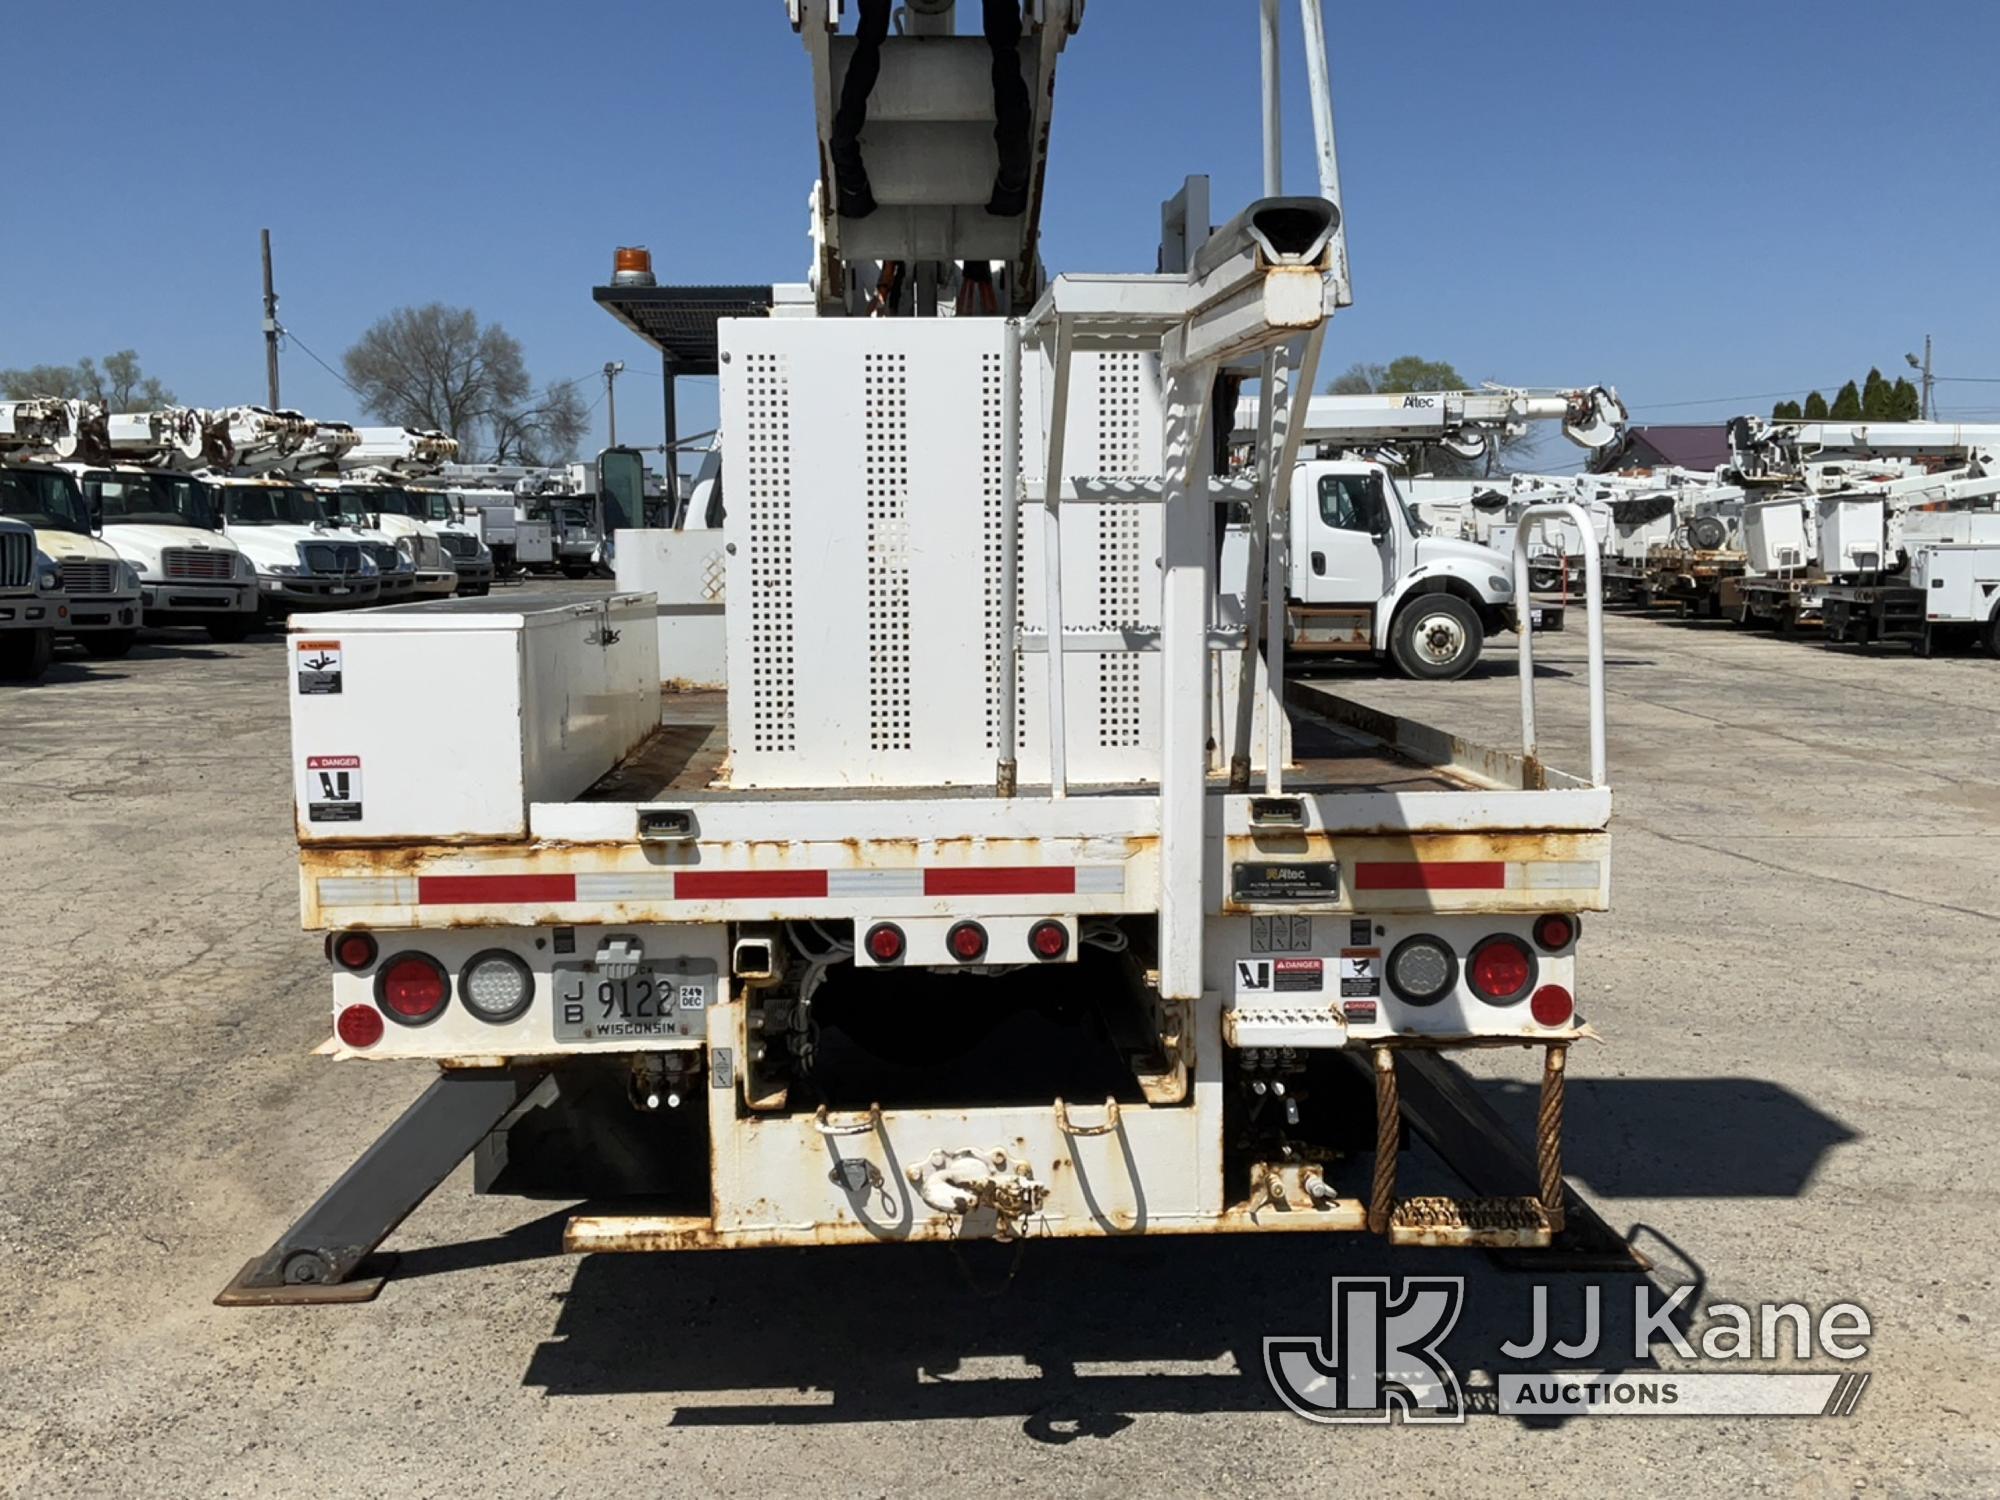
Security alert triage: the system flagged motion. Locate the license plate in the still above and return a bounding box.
[552,961,710,1043]
[329,585,351,596]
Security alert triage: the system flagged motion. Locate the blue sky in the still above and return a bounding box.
[5,0,1997,469]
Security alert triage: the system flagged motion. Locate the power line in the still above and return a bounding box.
[281,326,364,400]
[1628,383,1850,414]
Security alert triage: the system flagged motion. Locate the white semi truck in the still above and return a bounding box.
[222,0,1626,1304]
[0,516,66,681]
[60,407,260,641]
[335,429,494,595]
[1224,386,1626,678]
[0,400,147,656]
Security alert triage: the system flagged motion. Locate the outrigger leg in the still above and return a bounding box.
[216,1068,546,1306]
[1360,1045,1643,1272]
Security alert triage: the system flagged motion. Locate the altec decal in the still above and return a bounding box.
[316,865,1128,908]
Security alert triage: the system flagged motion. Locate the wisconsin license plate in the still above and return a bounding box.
[552,962,710,1043]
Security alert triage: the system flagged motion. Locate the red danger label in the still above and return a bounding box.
[1274,957,1324,993]
[307,755,361,770]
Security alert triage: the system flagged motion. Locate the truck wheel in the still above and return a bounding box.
[81,629,139,659]
[1390,595,1483,681]
[0,628,54,682]
[1986,608,2000,660]
[207,616,260,643]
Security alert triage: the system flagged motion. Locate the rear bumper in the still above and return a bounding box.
[62,592,143,632]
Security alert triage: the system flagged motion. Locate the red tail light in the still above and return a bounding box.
[337,1004,385,1048]
[864,923,906,964]
[1467,935,1536,1005]
[946,921,988,962]
[1530,984,1574,1027]
[1028,920,1070,960]
[332,930,378,971]
[1533,914,1576,951]
[375,953,449,1024]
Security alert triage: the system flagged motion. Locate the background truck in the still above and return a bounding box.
[337,429,495,595]
[223,0,1625,1304]
[60,407,260,642]
[0,516,65,681]
[0,400,147,657]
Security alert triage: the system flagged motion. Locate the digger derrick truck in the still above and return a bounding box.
[335,428,495,596]
[221,0,1625,1305]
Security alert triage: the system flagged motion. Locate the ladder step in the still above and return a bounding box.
[1387,1195,1552,1249]
[1223,1007,1347,1049]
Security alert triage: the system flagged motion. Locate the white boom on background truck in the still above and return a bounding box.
[222,0,1627,1305]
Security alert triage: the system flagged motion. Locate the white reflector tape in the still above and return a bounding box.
[573,872,678,901]
[1074,866,1128,894]
[1506,861,1602,891]
[826,869,925,897]
[317,876,419,907]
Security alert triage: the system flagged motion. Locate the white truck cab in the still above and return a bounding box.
[0,461,144,658]
[313,483,459,599]
[1283,458,1527,678]
[0,517,65,681]
[214,477,389,615]
[77,465,260,641]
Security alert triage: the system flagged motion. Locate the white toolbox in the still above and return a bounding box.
[288,592,660,842]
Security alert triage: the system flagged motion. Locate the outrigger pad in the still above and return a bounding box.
[213,1254,399,1307]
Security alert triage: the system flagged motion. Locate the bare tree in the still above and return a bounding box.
[343,304,586,462]
[0,349,173,406]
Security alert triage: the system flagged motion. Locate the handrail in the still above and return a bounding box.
[1512,502,1606,787]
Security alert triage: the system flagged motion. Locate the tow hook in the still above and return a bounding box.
[906,1148,1049,1239]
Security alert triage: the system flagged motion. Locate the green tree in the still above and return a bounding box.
[343,304,588,464]
[1772,399,1803,420]
[1803,390,1830,419]
[1890,377,1922,420]
[0,349,174,407]
[1828,380,1863,420]
[1861,366,1894,420]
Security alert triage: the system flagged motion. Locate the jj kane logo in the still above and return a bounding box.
[1266,1278,1872,1423]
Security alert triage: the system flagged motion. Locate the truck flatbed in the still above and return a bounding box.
[582,687,1492,804]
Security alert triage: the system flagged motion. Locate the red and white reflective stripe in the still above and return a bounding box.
[317,865,1127,908]
[1352,860,1601,893]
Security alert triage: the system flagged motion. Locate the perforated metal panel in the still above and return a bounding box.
[722,318,1165,790]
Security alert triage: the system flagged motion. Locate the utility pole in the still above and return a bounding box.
[261,229,282,410]
[1908,336,1934,421]
[603,360,625,446]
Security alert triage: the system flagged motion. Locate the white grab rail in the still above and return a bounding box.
[1513,502,1606,787]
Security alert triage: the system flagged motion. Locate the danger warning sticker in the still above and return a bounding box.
[1274,957,1325,994]
[1339,948,1381,999]
[307,754,363,822]
[297,640,344,695]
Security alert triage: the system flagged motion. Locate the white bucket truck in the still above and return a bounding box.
[0,516,65,681]
[221,0,1627,1305]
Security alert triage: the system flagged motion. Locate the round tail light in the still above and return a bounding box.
[332,930,378,971]
[1533,914,1576,951]
[1530,984,1574,1027]
[946,921,988,962]
[375,952,449,1024]
[1028,920,1070,960]
[864,923,906,964]
[337,1004,385,1049]
[1387,934,1458,1005]
[459,950,533,1023]
[1467,935,1537,1006]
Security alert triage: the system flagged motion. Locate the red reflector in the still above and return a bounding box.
[379,955,447,1020]
[333,931,378,970]
[946,921,988,962]
[337,1004,385,1049]
[864,923,906,963]
[1469,936,1534,1004]
[1533,914,1576,951]
[1029,920,1070,960]
[1531,984,1574,1027]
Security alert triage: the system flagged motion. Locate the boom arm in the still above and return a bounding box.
[1233,384,1627,462]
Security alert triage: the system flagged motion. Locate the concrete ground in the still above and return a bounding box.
[0,601,1994,1497]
